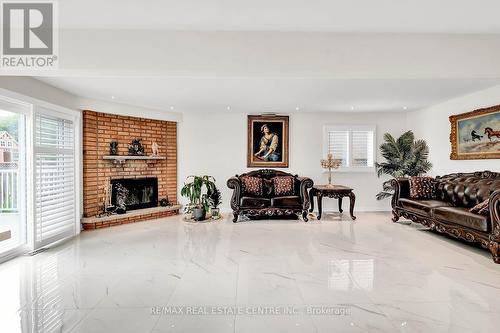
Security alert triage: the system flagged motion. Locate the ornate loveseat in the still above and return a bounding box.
[391,171,500,263]
[227,169,313,222]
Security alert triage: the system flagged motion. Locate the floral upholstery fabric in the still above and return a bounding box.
[469,199,490,216]
[272,176,294,196]
[241,176,263,196]
[409,176,436,200]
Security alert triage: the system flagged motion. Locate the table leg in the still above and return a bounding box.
[309,189,315,212]
[349,192,356,220]
[338,197,343,213]
[317,193,323,220]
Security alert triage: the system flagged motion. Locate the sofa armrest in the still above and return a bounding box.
[296,176,314,211]
[490,189,500,242]
[227,176,242,212]
[391,178,410,209]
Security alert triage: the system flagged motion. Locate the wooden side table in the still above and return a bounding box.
[309,185,356,220]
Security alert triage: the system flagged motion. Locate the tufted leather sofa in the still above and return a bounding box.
[392,171,500,263]
[227,169,313,223]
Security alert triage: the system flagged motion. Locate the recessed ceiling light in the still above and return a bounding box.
[170,106,174,110]
[403,106,408,110]
[350,106,355,110]
[295,106,300,111]
[111,95,115,100]
[226,106,231,110]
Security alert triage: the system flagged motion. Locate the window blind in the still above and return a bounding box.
[351,130,374,167]
[326,127,375,168]
[34,113,75,247]
[327,130,349,166]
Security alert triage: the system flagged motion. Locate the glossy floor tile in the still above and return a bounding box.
[1,212,500,332]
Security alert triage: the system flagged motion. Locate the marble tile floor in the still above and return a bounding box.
[1,212,500,333]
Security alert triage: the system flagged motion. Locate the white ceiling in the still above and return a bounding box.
[31,2,500,114]
[35,77,500,113]
[58,0,500,33]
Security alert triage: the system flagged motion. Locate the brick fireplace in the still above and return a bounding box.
[82,110,179,229]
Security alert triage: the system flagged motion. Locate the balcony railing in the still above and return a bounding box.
[0,169,18,212]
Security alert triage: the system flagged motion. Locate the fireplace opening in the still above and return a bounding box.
[111,177,158,211]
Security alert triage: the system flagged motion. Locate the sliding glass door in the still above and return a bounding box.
[0,93,80,260]
[0,98,29,257]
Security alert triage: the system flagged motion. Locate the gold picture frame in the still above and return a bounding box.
[247,115,289,168]
[449,104,500,160]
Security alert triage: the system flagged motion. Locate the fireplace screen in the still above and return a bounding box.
[111,178,158,211]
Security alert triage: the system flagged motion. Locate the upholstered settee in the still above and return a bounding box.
[391,171,500,263]
[227,169,313,222]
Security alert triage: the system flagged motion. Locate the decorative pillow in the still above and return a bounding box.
[469,199,489,216]
[241,176,263,196]
[272,176,294,196]
[262,178,274,196]
[409,176,436,199]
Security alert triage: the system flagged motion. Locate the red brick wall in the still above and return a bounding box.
[82,110,177,218]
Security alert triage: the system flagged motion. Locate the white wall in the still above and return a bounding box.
[178,111,409,213]
[408,85,500,176]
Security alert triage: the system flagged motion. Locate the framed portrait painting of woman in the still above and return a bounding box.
[247,115,289,168]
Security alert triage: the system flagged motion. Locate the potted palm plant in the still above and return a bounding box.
[375,130,432,200]
[180,175,216,221]
[209,187,222,218]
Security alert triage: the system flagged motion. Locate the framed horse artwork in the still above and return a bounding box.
[450,104,500,160]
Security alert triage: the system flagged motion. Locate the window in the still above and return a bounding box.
[0,97,28,258]
[324,125,376,171]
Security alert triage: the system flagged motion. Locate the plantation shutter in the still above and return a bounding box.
[351,130,374,167]
[34,112,76,248]
[325,126,375,168]
[327,130,349,166]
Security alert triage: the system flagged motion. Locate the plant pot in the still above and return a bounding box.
[192,207,206,221]
[211,208,220,218]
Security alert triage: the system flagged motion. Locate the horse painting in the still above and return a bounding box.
[484,127,500,141]
[450,105,500,160]
[471,130,483,141]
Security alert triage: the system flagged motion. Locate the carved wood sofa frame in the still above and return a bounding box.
[391,171,500,263]
[227,169,313,223]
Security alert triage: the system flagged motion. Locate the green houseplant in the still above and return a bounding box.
[180,175,217,221]
[209,187,222,218]
[375,130,432,200]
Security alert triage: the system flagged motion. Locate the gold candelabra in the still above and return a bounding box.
[320,153,342,187]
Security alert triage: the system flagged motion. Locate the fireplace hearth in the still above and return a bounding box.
[111,178,158,211]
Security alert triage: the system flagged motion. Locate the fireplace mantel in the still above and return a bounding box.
[103,155,166,166]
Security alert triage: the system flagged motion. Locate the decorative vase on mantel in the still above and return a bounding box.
[109,140,118,155]
[320,153,342,187]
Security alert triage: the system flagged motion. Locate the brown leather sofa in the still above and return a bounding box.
[392,171,500,263]
[227,169,313,222]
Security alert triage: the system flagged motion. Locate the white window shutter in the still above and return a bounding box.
[327,130,349,167]
[351,130,374,167]
[34,113,76,248]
